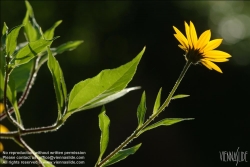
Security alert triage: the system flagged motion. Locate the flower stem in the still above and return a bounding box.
[96,61,192,167]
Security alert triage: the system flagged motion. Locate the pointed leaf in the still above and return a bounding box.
[22,0,40,42]
[13,37,58,67]
[153,87,162,114]
[6,25,23,56]
[172,94,190,100]
[24,0,35,18]
[23,20,40,42]
[102,143,141,167]
[7,76,22,125]
[140,118,194,134]
[97,106,110,164]
[1,22,8,48]
[55,41,83,54]
[2,22,8,35]
[68,47,145,112]
[0,51,5,98]
[37,40,84,70]
[137,91,146,128]
[80,87,141,110]
[47,47,67,115]
[9,59,34,92]
[44,20,62,40]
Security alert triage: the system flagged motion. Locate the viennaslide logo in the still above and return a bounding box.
[219,147,248,166]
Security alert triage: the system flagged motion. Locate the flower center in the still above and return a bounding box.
[185,48,203,64]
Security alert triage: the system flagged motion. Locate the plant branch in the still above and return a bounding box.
[0,57,39,120]
[96,61,192,167]
[0,118,65,139]
[3,59,24,130]
[14,136,43,167]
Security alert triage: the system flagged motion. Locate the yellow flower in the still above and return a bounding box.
[0,103,4,113]
[0,124,9,152]
[173,21,231,73]
[0,103,9,152]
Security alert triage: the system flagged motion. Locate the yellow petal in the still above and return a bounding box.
[189,21,198,48]
[204,58,229,62]
[185,21,193,49]
[0,103,4,113]
[202,60,223,73]
[196,30,211,50]
[173,26,189,49]
[0,124,9,133]
[178,44,186,51]
[204,50,231,59]
[174,34,188,50]
[203,39,223,52]
[201,61,212,70]
[0,142,3,152]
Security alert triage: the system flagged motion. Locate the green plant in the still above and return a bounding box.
[0,1,231,167]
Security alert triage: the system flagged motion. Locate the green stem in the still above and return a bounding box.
[96,61,192,167]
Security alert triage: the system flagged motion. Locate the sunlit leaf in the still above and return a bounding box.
[67,47,145,112]
[1,22,8,48]
[55,41,83,54]
[2,22,8,36]
[24,0,34,18]
[102,143,141,167]
[13,37,58,67]
[44,20,62,40]
[7,76,22,125]
[140,118,194,134]
[23,20,39,42]
[153,87,162,115]
[0,51,5,99]
[47,47,67,115]
[9,59,34,92]
[97,106,110,164]
[171,94,190,100]
[77,87,141,110]
[137,91,146,128]
[23,0,40,42]
[37,40,83,69]
[5,25,23,56]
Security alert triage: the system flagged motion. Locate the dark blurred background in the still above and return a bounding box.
[1,1,250,167]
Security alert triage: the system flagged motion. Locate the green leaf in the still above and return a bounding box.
[140,118,194,134]
[24,0,35,18]
[1,22,8,48]
[9,59,34,93]
[97,106,110,164]
[37,40,83,70]
[67,46,145,112]
[153,87,162,115]
[80,87,141,110]
[47,47,67,116]
[171,94,190,100]
[137,91,146,128]
[55,40,83,54]
[23,20,39,42]
[2,22,8,36]
[0,51,5,99]
[7,76,22,126]
[13,37,58,67]
[102,143,141,167]
[5,25,23,56]
[22,0,40,42]
[44,20,62,40]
